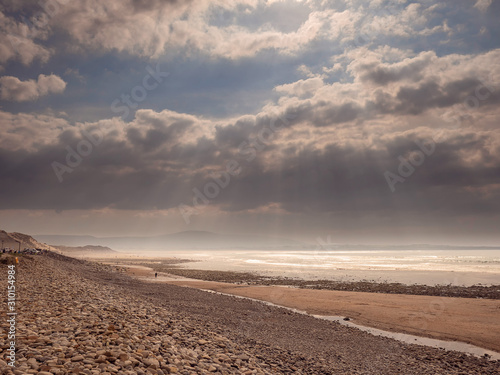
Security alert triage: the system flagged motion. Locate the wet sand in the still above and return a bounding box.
[123,265,500,354]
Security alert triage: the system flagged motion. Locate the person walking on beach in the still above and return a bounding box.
[155,272,157,278]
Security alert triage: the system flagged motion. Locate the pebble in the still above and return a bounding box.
[0,255,278,375]
[1,253,498,375]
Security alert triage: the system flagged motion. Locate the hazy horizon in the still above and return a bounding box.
[1,1,499,246]
[28,230,500,251]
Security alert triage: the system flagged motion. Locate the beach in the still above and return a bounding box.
[121,262,500,354]
[2,252,499,374]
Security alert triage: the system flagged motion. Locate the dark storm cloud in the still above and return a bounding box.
[1,109,499,220]
[404,78,476,112]
[215,116,256,148]
[0,135,186,211]
[165,136,221,169]
[126,116,192,152]
[208,132,500,216]
[0,108,219,211]
[312,102,362,127]
[367,77,500,116]
[215,100,363,133]
[130,0,187,12]
[358,57,431,86]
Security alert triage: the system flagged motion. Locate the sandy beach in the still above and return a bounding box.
[2,252,500,374]
[122,264,500,354]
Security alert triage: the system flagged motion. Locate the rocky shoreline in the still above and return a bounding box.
[1,253,499,374]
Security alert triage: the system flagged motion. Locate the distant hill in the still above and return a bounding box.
[54,245,118,256]
[33,234,102,247]
[35,230,302,250]
[1,229,120,256]
[33,231,500,252]
[1,230,52,250]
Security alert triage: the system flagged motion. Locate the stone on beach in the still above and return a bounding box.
[0,252,499,375]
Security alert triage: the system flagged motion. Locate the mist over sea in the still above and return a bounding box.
[137,249,500,286]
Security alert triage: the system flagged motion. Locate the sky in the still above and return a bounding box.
[0,0,499,245]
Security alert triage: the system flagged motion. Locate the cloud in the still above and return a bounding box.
[356,51,434,86]
[0,95,499,219]
[47,0,246,58]
[126,109,198,152]
[474,0,492,12]
[0,0,455,62]
[64,68,86,84]
[0,11,51,67]
[281,47,500,127]
[0,110,70,152]
[274,77,324,98]
[0,74,66,101]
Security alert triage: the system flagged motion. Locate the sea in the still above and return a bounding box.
[138,249,500,286]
